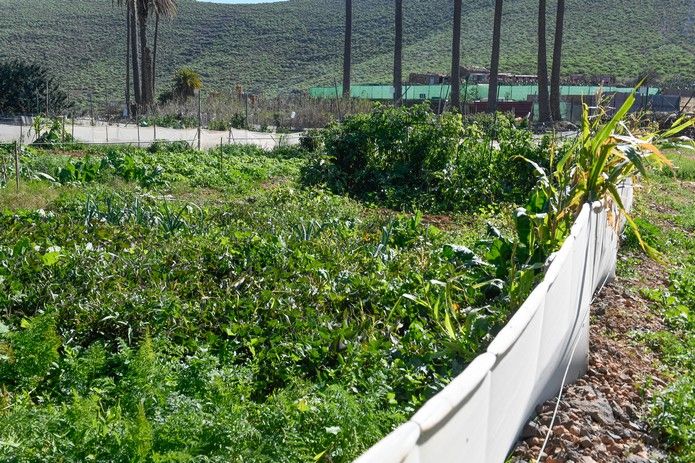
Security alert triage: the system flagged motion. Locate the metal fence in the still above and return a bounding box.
[355,184,633,463]
[0,116,301,150]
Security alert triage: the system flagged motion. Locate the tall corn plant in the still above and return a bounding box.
[521,87,693,260]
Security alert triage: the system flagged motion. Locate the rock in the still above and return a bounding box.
[625,455,650,463]
[521,421,543,439]
[569,425,582,436]
[624,403,639,418]
[579,456,598,463]
[574,395,615,425]
[610,400,630,422]
[579,436,593,448]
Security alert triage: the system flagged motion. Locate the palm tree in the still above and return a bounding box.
[487,0,504,112]
[537,0,551,122]
[122,0,176,109]
[124,4,131,116]
[450,0,462,111]
[136,0,153,106]
[550,0,565,121]
[393,0,403,106]
[151,0,177,101]
[172,67,202,101]
[117,0,141,112]
[343,0,352,99]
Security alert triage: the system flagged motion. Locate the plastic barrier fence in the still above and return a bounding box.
[355,184,633,463]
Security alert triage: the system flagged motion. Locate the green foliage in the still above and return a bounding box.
[645,264,695,462]
[0,141,526,461]
[0,60,71,114]
[0,313,61,389]
[516,91,691,261]
[308,104,544,212]
[171,67,202,102]
[622,149,695,463]
[30,116,74,147]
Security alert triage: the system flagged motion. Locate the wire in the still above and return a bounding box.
[535,267,613,462]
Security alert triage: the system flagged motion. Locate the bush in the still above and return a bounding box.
[305,104,545,212]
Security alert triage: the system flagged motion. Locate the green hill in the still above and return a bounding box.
[0,0,693,104]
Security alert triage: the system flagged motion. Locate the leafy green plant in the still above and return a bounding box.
[517,89,692,260]
[30,116,74,146]
[309,104,544,212]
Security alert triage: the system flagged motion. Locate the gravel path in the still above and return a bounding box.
[509,255,669,463]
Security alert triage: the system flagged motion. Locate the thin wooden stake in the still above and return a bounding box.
[1,144,7,184]
[14,141,20,191]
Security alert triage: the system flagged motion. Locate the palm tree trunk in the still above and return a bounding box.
[342,0,352,99]
[152,12,159,101]
[550,0,565,121]
[129,1,141,110]
[450,0,462,112]
[487,0,504,112]
[138,1,153,108]
[125,4,131,117]
[393,0,403,106]
[537,0,551,122]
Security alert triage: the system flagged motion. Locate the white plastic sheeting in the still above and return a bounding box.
[355,185,633,463]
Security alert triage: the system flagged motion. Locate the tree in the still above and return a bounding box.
[150,0,176,101]
[124,4,131,116]
[0,60,71,114]
[137,0,153,106]
[343,0,352,99]
[118,0,176,111]
[450,0,462,111]
[393,0,403,106]
[487,0,504,112]
[550,0,565,121]
[537,0,551,122]
[172,68,202,102]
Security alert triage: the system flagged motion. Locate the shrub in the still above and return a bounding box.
[307,104,545,212]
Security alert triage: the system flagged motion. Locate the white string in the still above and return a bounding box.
[535,270,613,462]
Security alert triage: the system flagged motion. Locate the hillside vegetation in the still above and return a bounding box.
[0,0,693,103]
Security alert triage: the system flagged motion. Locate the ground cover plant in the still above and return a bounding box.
[0,140,527,462]
[619,147,695,463]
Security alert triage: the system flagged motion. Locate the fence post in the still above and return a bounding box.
[1,144,6,185]
[219,137,224,172]
[61,115,66,143]
[19,118,24,146]
[154,123,157,141]
[197,89,202,150]
[14,140,20,192]
[137,121,141,148]
[71,115,75,140]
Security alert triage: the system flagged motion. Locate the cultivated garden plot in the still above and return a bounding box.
[0,103,690,462]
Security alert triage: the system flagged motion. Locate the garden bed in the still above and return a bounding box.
[0,140,527,462]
